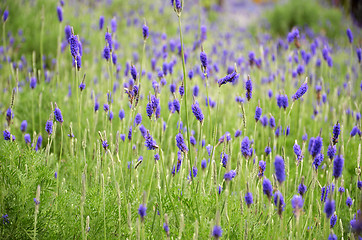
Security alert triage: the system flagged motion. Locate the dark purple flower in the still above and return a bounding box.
[332,122,340,145]
[350,126,361,137]
[176,133,188,153]
[54,107,64,123]
[200,51,208,71]
[245,76,253,101]
[69,34,79,57]
[3,130,11,141]
[20,120,27,132]
[265,146,271,156]
[357,48,362,63]
[103,46,110,61]
[131,65,137,81]
[254,106,262,122]
[191,101,204,123]
[311,136,323,157]
[103,104,109,112]
[138,204,147,220]
[45,120,53,135]
[102,140,108,150]
[235,130,241,138]
[224,170,236,181]
[245,192,253,207]
[298,181,307,197]
[330,214,337,228]
[24,134,31,144]
[179,84,184,97]
[134,113,142,126]
[241,136,252,158]
[142,24,149,40]
[293,142,303,162]
[346,28,353,44]
[324,199,335,218]
[333,154,344,179]
[269,115,276,128]
[263,178,273,199]
[35,135,42,151]
[274,156,285,184]
[57,6,63,22]
[291,195,303,215]
[218,71,239,87]
[145,131,158,150]
[99,16,104,30]
[30,77,37,89]
[201,159,207,169]
[3,10,9,22]
[273,191,285,216]
[292,82,308,101]
[346,197,353,208]
[313,153,324,170]
[212,225,222,239]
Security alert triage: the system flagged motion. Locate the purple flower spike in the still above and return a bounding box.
[292,82,308,101]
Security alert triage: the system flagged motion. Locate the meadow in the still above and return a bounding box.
[0,0,362,239]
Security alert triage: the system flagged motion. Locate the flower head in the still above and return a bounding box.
[274,156,285,184]
[292,82,308,101]
[324,199,335,218]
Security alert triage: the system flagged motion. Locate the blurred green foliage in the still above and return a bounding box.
[266,0,343,39]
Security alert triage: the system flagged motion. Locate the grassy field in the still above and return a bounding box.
[0,0,362,239]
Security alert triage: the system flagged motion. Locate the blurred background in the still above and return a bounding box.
[0,0,360,62]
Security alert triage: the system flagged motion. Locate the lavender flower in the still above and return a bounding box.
[3,130,11,141]
[274,156,285,184]
[292,82,308,101]
[263,178,273,200]
[20,120,27,132]
[54,107,64,123]
[218,71,239,87]
[3,10,9,22]
[142,24,149,40]
[254,106,262,122]
[245,192,253,207]
[99,16,104,30]
[200,51,208,71]
[324,199,335,218]
[346,197,353,208]
[333,154,344,179]
[293,141,303,162]
[176,132,188,153]
[30,77,37,89]
[298,179,307,197]
[212,225,222,239]
[224,170,236,181]
[191,101,204,123]
[145,131,158,150]
[332,122,340,145]
[346,28,353,44]
[291,195,303,217]
[311,136,323,157]
[103,46,110,61]
[313,153,324,170]
[24,134,31,144]
[131,65,137,81]
[35,135,42,151]
[134,113,142,126]
[273,191,285,216]
[102,140,108,150]
[45,120,53,135]
[241,136,252,159]
[138,204,147,220]
[330,214,337,228]
[245,76,253,101]
[265,146,271,156]
[328,234,337,240]
[201,159,207,169]
[69,34,79,57]
[57,6,63,22]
